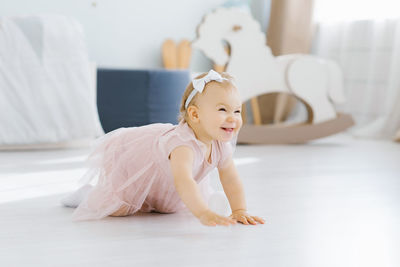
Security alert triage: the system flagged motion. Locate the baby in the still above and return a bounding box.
[63,70,265,226]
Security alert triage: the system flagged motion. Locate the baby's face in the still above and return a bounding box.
[196,83,243,142]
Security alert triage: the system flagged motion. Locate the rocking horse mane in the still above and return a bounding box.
[196,7,266,45]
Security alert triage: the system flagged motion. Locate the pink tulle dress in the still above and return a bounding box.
[72,122,233,221]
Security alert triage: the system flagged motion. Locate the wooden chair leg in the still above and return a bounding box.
[241,103,247,124]
[251,97,262,125]
[273,93,289,123]
[177,40,192,69]
[162,39,177,69]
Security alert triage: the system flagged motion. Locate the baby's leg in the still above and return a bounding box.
[109,204,131,217]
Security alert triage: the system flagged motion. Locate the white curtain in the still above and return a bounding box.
[312,16,400,139]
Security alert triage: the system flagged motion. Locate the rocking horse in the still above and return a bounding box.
[192,7,354,144]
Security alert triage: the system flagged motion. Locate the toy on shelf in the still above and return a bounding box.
[162,39,192,70]
[192,7,354,144]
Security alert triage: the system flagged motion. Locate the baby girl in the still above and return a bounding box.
[63,70,265,226]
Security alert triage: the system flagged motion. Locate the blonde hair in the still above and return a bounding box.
[178,71,236,123]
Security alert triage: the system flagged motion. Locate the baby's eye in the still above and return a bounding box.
[235,110,241,114]
[218,108,227,112]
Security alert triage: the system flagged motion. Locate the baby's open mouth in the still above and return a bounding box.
[221,127,234,133]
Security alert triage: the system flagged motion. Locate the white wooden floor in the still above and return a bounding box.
[0,134,399,267]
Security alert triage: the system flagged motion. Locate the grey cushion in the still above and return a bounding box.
[97,69,190,133]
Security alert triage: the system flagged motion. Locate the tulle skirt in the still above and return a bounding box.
[72,124,213,221]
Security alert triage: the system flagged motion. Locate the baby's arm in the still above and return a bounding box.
[218,157,265,225]
[169,146,236,226]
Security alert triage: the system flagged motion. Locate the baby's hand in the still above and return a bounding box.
[230,209,265,225]
[198,210,237,227]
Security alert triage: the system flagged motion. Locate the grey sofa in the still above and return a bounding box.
[97,69,190,133]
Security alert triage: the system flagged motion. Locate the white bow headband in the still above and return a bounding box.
[184,70,228,109]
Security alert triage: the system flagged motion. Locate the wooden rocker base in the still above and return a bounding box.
[237,113,355,144]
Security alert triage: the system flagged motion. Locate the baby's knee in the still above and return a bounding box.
[153,206,180,214]
[110,204,131,217]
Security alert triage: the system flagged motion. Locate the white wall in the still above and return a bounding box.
[0,0,269,71]
[0,0,220,70]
